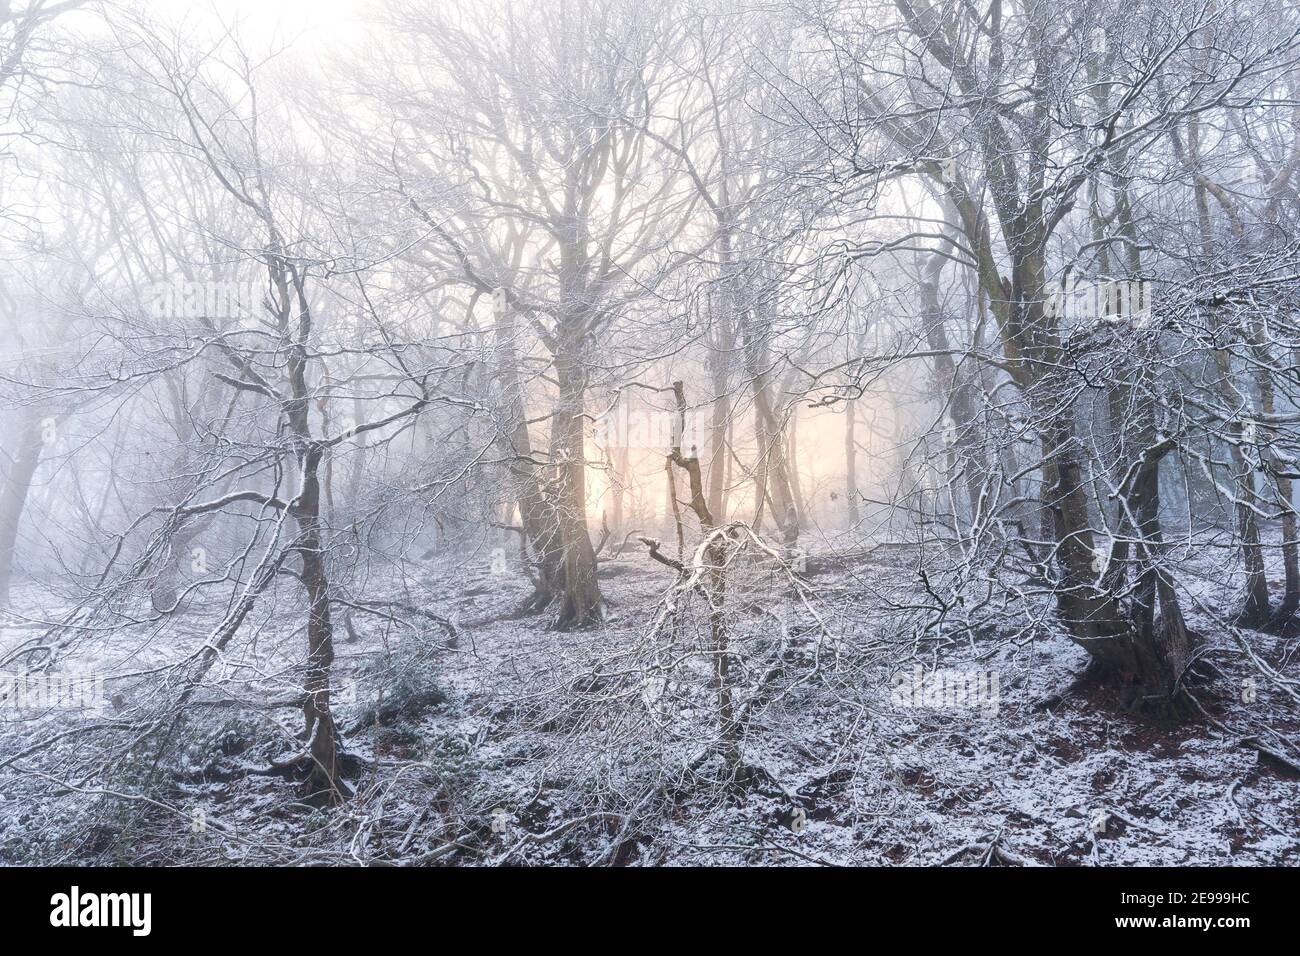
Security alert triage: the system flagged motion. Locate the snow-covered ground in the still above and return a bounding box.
[0,539,1295,866]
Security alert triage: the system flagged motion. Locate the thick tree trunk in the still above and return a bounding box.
[1104,364,1197,712]
[493,294,600,627]
[494,297,567,612]
[1037,410,1192,713]
[1028,322,1195,713]
[546,336,601,629]
[1116,438,1196,713]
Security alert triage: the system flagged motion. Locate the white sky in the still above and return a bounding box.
[109,0,367,52]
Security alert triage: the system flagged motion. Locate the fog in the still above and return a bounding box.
[0,0,1296,868]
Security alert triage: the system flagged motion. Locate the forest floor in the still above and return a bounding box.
[0,533,1296,866]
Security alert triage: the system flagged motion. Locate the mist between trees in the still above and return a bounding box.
[0,0,1297,865]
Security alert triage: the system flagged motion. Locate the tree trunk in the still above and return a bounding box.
[295,444,347,801]
[845,397,860,526]
[1231,437,1272,628]
[608,442,628,543]
[493,296,571,614]
[743,317,797,544]
[1026,305,1195,713]
[1249,332,1299,629]
[284,288,347,802]
[0,410,44,609]
[706,322,735,522]
[919,252,989,526]
[546,333,601,629]
[667,382,739,776]
[1273,474,1299,626]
